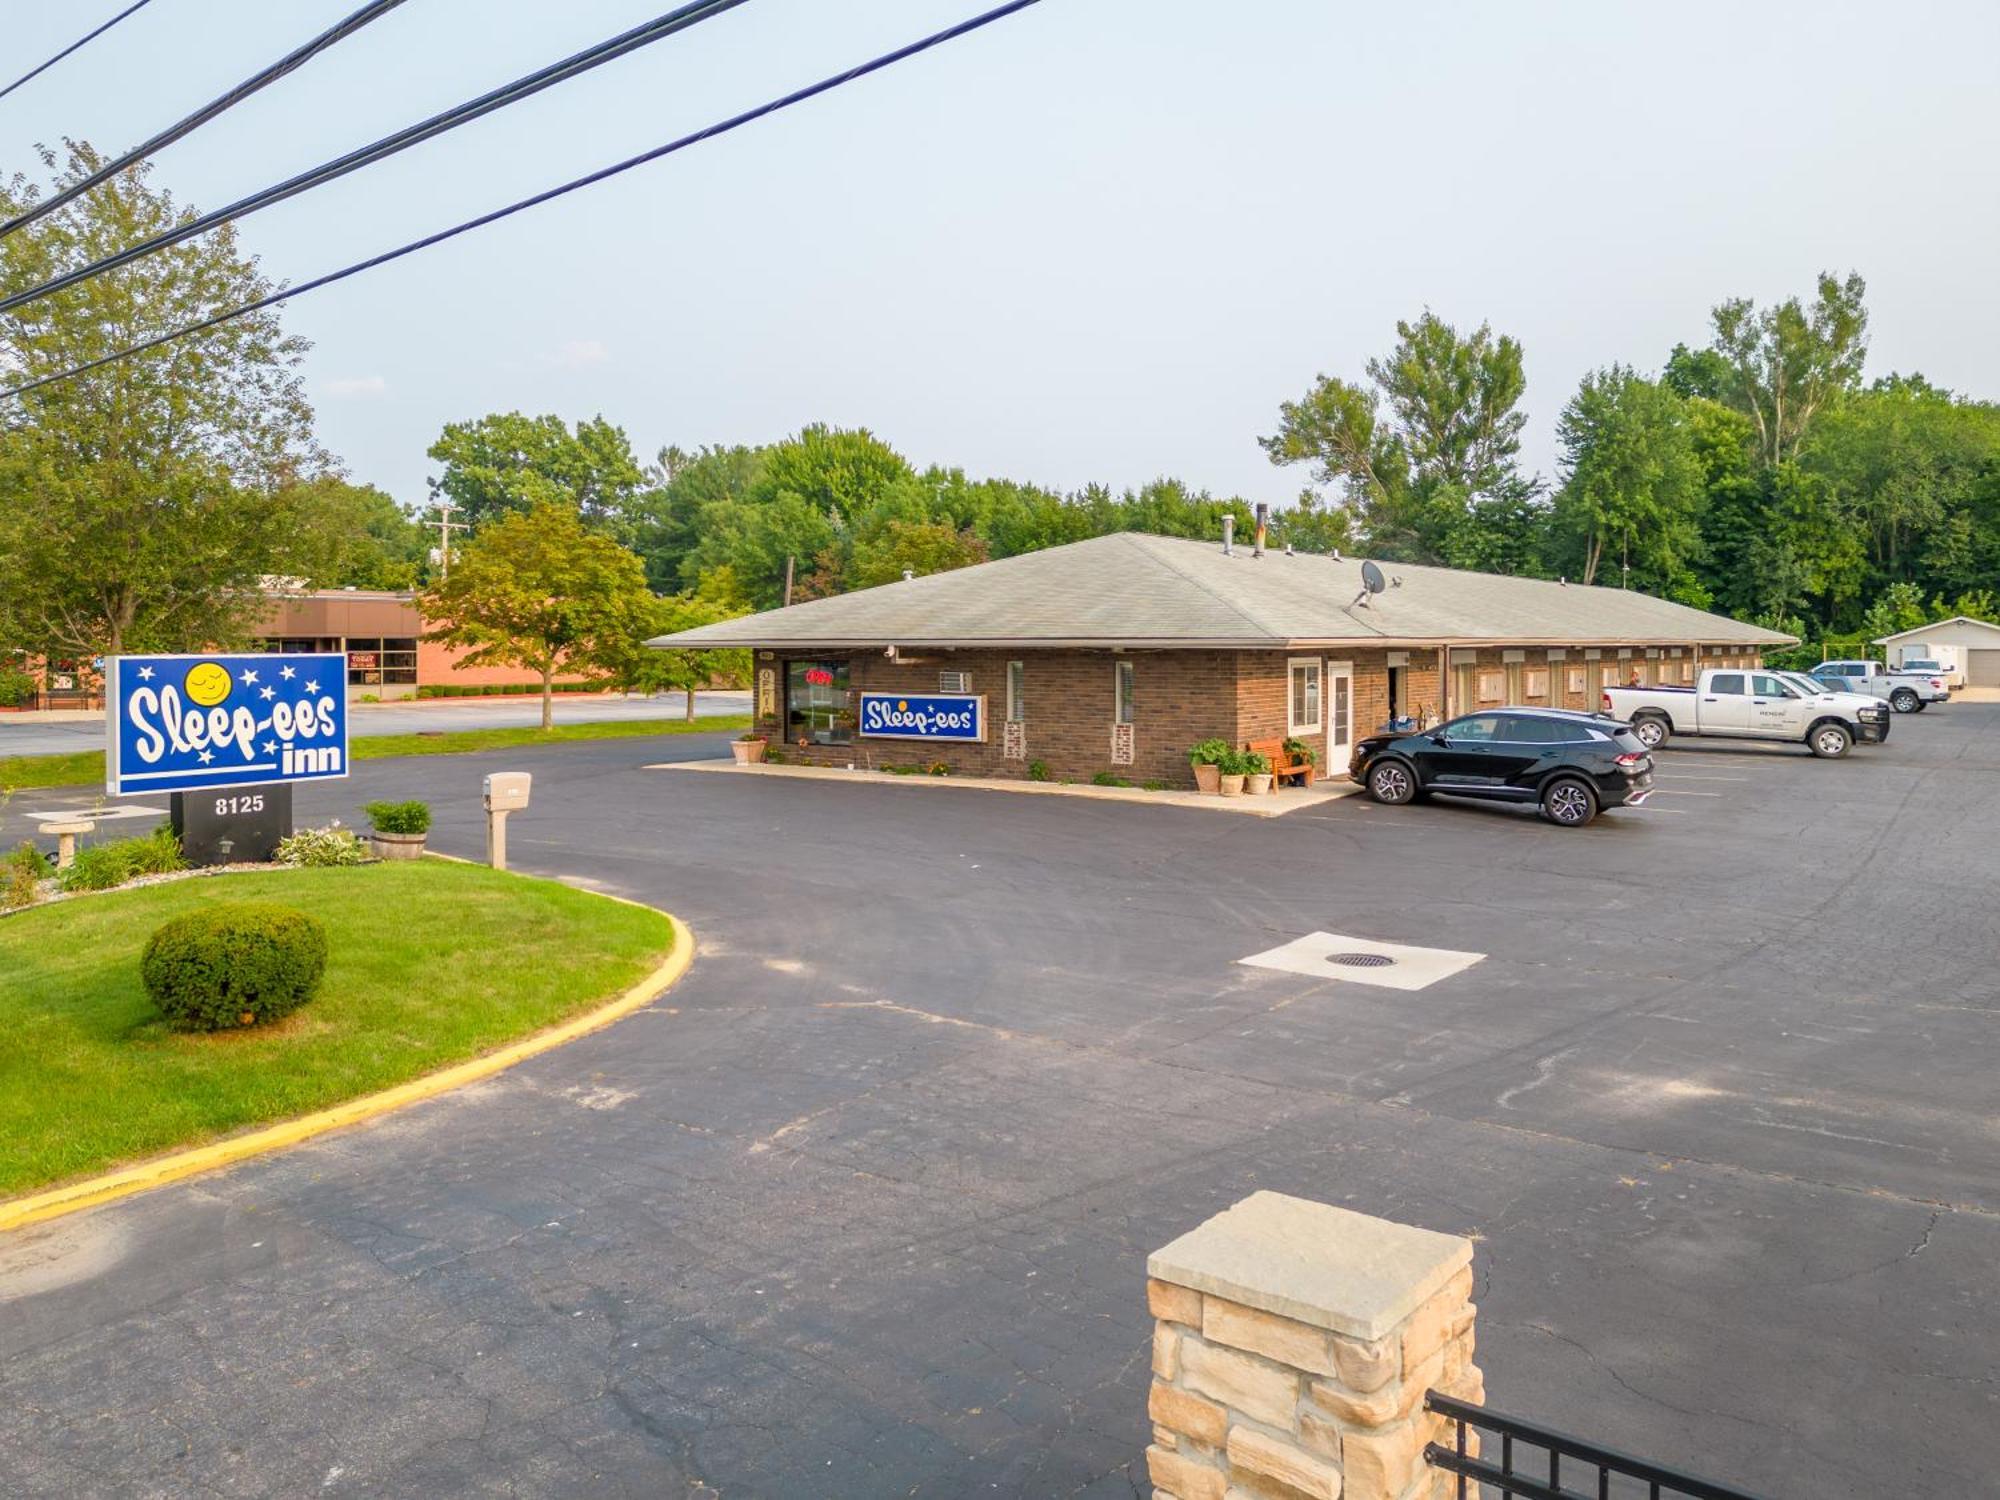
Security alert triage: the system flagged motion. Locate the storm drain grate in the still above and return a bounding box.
[1326,952,1397,969]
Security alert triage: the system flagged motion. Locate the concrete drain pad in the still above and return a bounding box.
[1237,932,1486,991]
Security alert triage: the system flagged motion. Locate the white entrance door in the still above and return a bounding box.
[1327,660,1354,756]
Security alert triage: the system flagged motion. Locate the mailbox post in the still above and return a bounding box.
[482,772,531,870]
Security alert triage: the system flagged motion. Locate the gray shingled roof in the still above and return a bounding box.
[648,532,1795,650]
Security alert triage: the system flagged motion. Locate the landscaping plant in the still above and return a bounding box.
[274,824,370,867]
[56,827,186,893]
[141,902,330,1032]
[363,800,432,836]
[3,841,45,910]
[1186,738,1231,768]
[1281,737,1318,768]
[1026,759,1051,782]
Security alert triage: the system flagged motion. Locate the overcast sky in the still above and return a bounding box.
[5,0,1997,512]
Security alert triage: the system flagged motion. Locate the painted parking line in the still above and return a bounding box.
[1647,789,1723,797]
[1656,773,1750,781]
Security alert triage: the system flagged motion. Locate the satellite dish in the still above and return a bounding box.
[1360,561,1387,595]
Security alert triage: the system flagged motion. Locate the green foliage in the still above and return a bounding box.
[3,841,44,910]
[1708,271,1869,467]
[1241,751,1271,775]
[274,825,369,867]
[1141,779,1169,791]
[428,413,646,533]
[1215,749,1251,776]
[1261,310,1533,566]
[363,800,431,836]
[1186,738,1232,767]
[1551,368,1704,590]
[0,143,323,657]
[1026,759,1051,781]
[419,502,662,729]
[1281,737,1318,768]
[0,666,34,707]
[302,478,432,589]
[141,902,329,1032]
[57,828,185,893]
[1090,771,1132,787]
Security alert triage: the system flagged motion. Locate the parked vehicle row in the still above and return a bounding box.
[1350,654,1952,829]
[1601,668,1889,758]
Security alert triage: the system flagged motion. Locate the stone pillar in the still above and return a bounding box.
[1144,1191,1482,1500]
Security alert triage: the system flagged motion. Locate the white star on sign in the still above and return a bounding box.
[136,665,155,680]
[260,686,275,701]
[302,680,318,694]
[239,668,259,686]
[279,665,296,680]
[198,750,214,764]
[262,741,277,755]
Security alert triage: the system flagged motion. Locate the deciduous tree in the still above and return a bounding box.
[1260,310,1533,566]
[0,143,323,657]
[419,503,658,729]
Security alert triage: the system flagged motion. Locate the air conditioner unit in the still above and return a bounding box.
[939,671,970,694]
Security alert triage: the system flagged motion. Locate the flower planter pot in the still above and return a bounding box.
[1218,774,1246,797]
[732,738,769,765]
[1245,773,1273,796]
[1192,762,1221,795]
[371,831,427,861]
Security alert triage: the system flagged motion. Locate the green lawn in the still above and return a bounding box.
[0,713,749,792]
[0,860,674,1197]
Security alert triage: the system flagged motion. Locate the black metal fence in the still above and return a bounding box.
[1424,1391,1768,1500]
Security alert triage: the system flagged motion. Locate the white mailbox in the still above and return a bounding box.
[483,772,531,812]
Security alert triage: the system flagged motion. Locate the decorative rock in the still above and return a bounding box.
[1179,1338,1301,1431]
[1150,1277,1205,1327]
[1149,1191,1472,1341]
[1339,1420,1427,1500]
[1155,1323,1181,1380]
[1204,1297,1338,1377]
[1226,1424,1345,1500]
[1331,1332,1400,1394]
[1151,1382,1228,1448]
[1147,1442,1227,1500]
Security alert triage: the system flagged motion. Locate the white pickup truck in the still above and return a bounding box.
[1601,668,1890,758]
[1814,659,1949,712]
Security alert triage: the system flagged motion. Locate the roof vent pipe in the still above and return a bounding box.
[902,568,914,581]
[1222,515,1235,556]
[1253,503,1268,558]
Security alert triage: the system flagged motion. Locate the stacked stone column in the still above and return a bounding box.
[1145,1191,1483,1500]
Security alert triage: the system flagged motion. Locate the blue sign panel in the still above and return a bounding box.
[107,653,350,797]
[857,692,986,742]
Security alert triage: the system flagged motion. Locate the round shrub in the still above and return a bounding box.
[141,903,329,1032]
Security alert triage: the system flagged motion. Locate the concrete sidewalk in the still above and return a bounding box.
[652,757,1361,816]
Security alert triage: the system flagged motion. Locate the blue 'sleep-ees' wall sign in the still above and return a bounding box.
[857,692,986,742]
[107,653,350,797]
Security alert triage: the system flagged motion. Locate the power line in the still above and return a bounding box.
[0,0,156,104]
[0,0,1044,403]
[0,0,754,318]
[2,0,413,241]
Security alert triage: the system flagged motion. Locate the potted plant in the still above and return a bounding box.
[364,800,431,860]
[1187,738,1230,794]
[1281,736,1318,771]
[732,732,769,765]
[1217,749,1248,797]
[1243,749,1273,795]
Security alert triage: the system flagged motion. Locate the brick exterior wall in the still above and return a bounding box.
[746,641,1771,788]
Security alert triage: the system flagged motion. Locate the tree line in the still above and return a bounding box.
[6,141,1997,710]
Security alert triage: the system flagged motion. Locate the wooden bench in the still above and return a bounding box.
[1246,737,1316,788]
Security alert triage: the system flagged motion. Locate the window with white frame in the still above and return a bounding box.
[1006,660,1025,722]
[1113,659,1135,724]
[1287,658,1322,735]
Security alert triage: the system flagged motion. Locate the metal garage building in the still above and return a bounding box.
[1874,616,2000,687]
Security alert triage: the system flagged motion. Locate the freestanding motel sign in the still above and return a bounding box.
[106,653,350,863]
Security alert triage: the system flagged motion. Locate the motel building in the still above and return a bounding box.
[648,529,1793,788]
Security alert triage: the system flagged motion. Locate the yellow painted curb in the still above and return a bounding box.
[0,900,694,1235]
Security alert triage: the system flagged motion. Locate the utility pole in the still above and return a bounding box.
[782,554,795,608]
[424,494,466,581]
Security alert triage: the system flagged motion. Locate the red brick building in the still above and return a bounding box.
[650,531,1793,787]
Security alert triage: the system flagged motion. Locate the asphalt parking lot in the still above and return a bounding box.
[5,707,1999,1497]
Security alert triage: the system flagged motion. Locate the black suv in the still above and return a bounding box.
[1350,708,1655,827]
